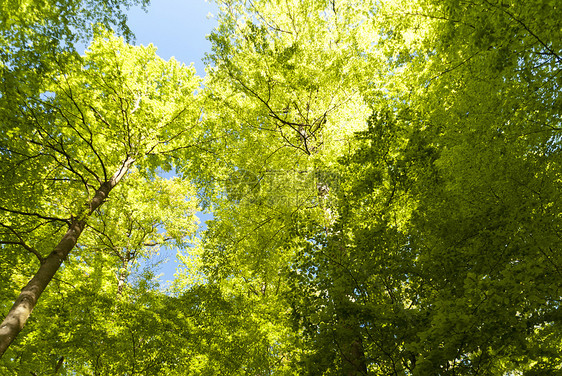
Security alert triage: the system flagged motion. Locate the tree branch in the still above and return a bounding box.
[0,206,69,225]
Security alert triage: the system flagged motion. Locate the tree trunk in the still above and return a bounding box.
[0,157,134,357]
[116,257,130,297]
[341,330,368,376]
[336,296,368,376]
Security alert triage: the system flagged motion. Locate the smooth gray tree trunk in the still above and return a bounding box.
[0,157,134,357]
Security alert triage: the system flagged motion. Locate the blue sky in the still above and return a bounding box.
[127,0,218,75]
[126,0,218,285]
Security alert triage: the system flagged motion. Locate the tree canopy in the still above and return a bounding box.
[1,0,561,375]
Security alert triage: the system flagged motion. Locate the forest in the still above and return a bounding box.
[0,0,561,374]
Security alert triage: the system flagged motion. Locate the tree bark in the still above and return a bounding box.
[341,332,368,376]
[336,298,368,376]
[0,157,134,357]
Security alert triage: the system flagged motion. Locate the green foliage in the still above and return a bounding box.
[1,0,561,374]
[195,0,562,374]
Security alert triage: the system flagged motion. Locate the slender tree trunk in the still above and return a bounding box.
[116,257,130,297]
[335,292,368,376]
[341,327,368,376]
[0,157,134,357]
[332,247,368,375]
[318,173,368,375]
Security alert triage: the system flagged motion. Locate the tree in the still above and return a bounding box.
[372,0,562,373]
[197,0,380,373]
[0,31,201,357]
[194,0,562,374]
